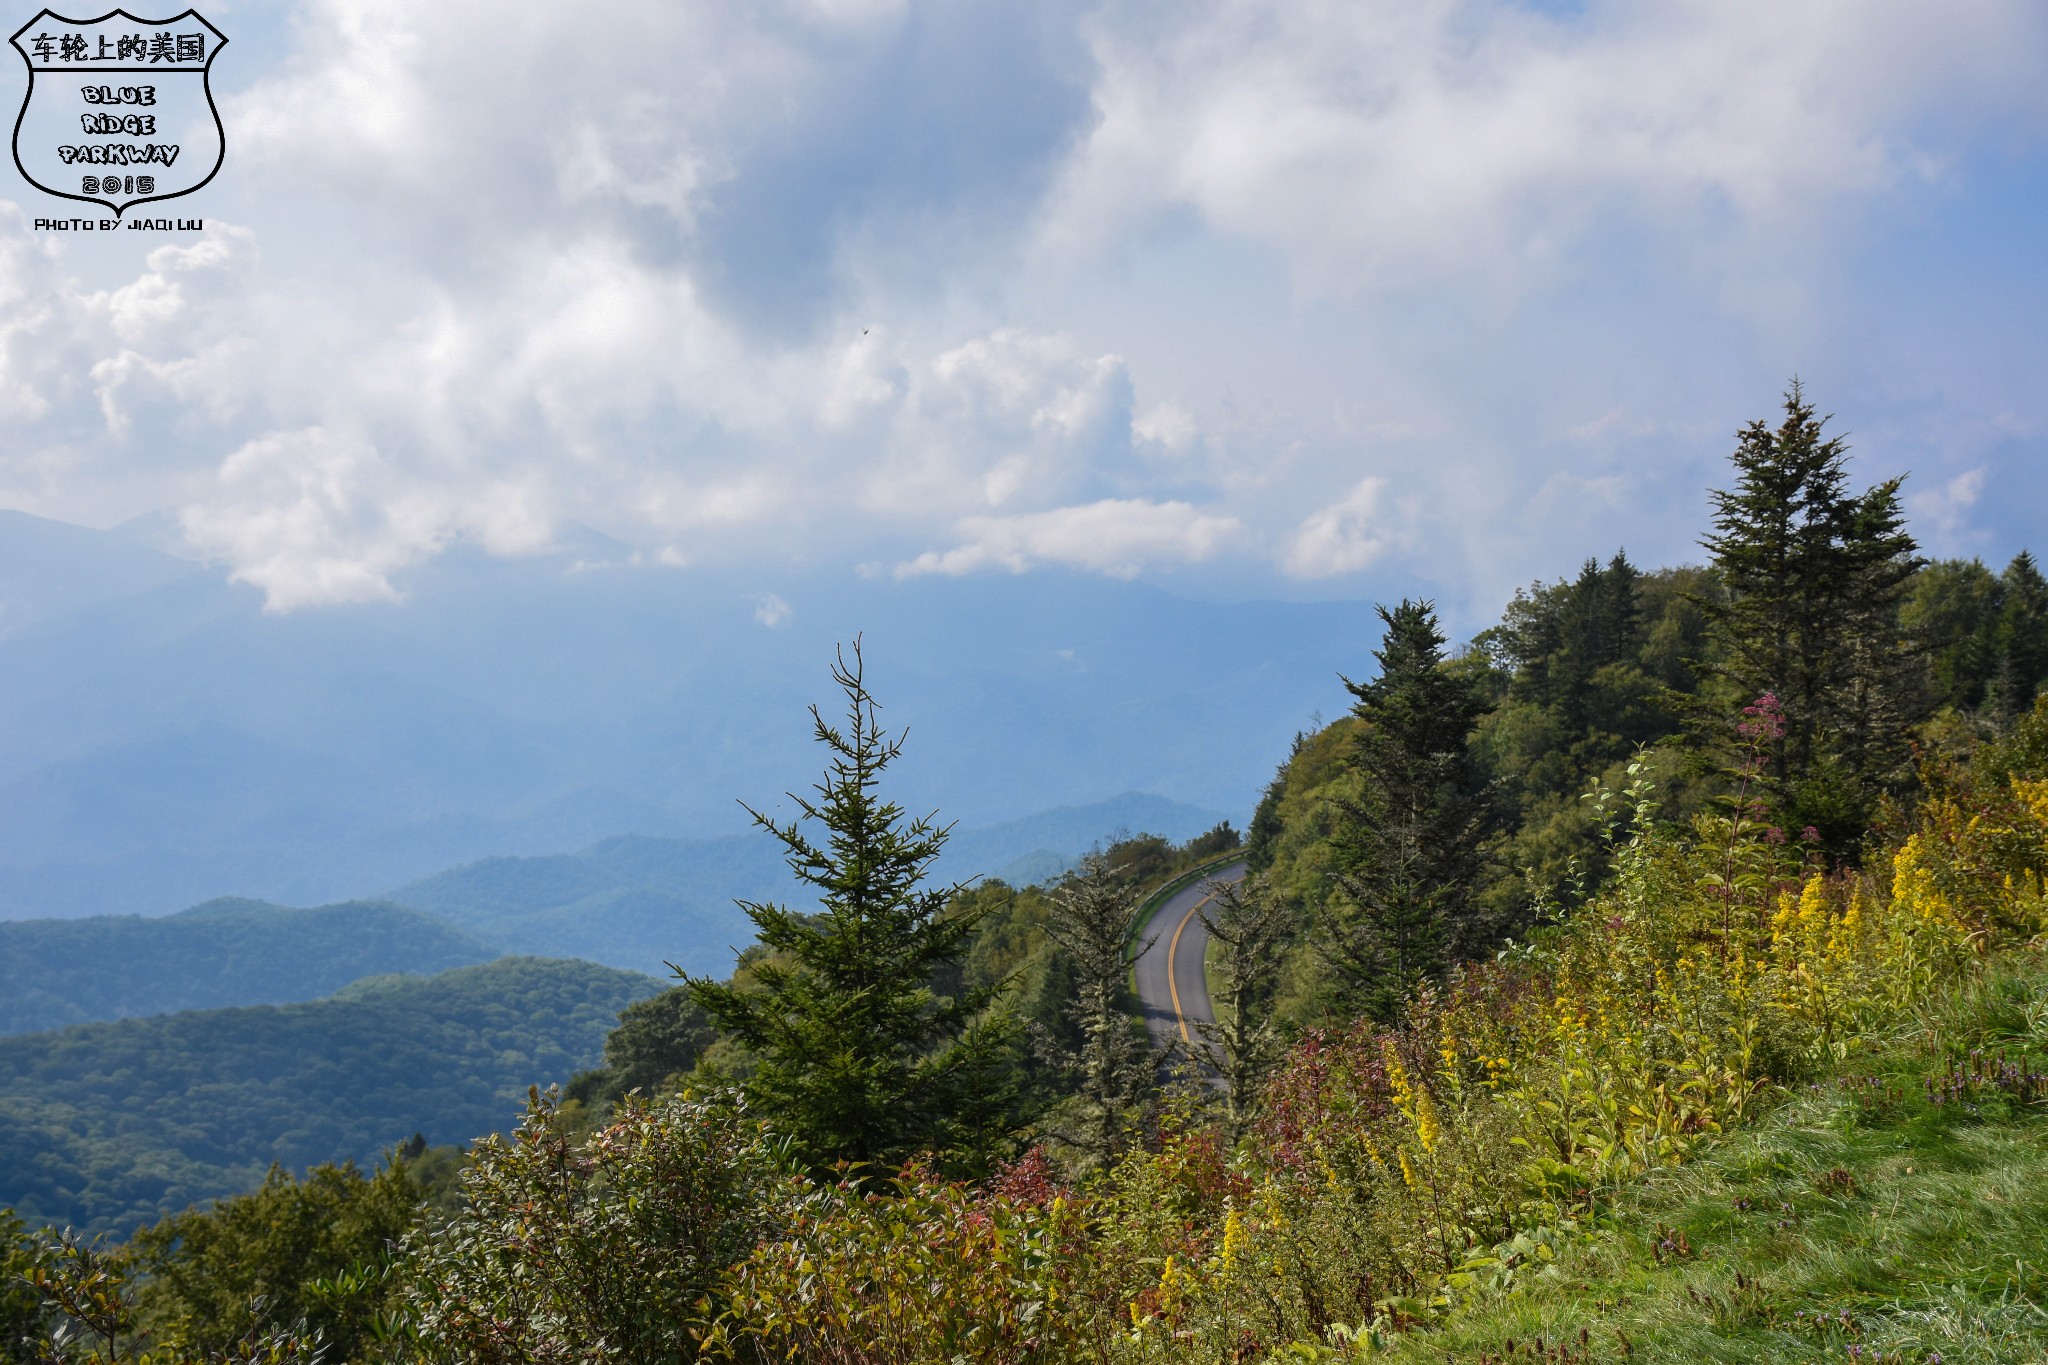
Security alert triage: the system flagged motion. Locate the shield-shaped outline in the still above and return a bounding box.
[9,7,228,216]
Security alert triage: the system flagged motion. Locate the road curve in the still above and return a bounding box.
[1132,859,1248,1053]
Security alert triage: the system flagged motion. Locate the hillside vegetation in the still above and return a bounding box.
[1247,550,2048,1026]
[0,899,496,1036]
[1376,960,2048,1363]
[0,957,660,1236]
[12,386,2048,1364]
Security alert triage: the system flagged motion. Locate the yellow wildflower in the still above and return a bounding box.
[1220,1207,1246,1272]
[1413,1085,1442,1151]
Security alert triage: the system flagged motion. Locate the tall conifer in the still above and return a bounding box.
[1994,551,2048,723]
[681,641,1010,1173]
[1194,872,1290,1138]
[1316,600,1496,1021]
[1034,852,1158,1170]
[1696,383,1920,845]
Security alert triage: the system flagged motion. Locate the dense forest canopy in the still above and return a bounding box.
[0,958,659,1236]
[0,900,496,1037]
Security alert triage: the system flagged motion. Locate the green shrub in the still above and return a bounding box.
[399,1086,781,1363]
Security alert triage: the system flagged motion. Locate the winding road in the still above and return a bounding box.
[1132,859,1248,1053]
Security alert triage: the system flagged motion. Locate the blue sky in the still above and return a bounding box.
[3,0,2045,637]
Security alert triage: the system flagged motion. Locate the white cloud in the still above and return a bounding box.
[1132,400,1199,455]
[178,426,554,610]
[1,0,2044,611]
[876,329,1135,515]
[1045,1,2048,295]
[1283,477,1405,579]
[1906,466,1989,554]
[753,592,793,627]
[0,207,66,423]
[898,498,1242,578]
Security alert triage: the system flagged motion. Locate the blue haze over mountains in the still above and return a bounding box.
[0,509,1373,939]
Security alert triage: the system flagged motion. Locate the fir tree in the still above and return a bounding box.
[1034,851,1159,1171]
[1316,600,1497,1021]
[1695,382,1921,845]
[681,641,1012,1174]
[1192,871,1290,1139]
[1994,550,2048,724]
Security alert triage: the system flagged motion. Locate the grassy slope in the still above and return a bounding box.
[1382,964,2048,1365]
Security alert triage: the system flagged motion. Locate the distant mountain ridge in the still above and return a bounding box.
[0,510,1364,919]
[388,790,1227,977]
[0,792,1228,1031]
[0,957,663,1236]
[0,899,497,1036]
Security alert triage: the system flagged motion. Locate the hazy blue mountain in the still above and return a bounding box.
[388,790,1226,977]
[939,793,1232,881]
[0,957,663,1236]
[0,899,498,1036]
[0,511,1366,920]
[0,509,203,639]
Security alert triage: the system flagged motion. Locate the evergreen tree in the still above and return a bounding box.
[1827,469,1922,810]
[1695,383,1921,845]
[1902,558,2002,714]
[1192,871,1290,1139]
[681,641,1010,1174]
[1315,600,1497,1021]
[1995,551,2048,723]
[1548,553,1643,731]
[1898,552,2048,730]
[1034,851,1159,1171]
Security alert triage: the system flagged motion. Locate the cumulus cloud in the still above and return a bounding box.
[1283,477,1407,579]
[898,498,1242,578]
[180,426,554,610]
[0,0,2043,610]
[1045,0,2048,293]
[875,329,1136,516]
[1132,401,1199,456]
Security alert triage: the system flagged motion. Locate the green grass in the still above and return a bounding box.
[1379,963,2048,1364]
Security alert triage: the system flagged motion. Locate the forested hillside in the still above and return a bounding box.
[1248,542,2048,1024]
[0,958,660,1236]
[0,899,496,1036]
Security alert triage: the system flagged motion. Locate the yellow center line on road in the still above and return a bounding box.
[1165,888,1218,1043]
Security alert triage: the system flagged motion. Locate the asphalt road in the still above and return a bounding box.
[1132,859,1248,1055]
